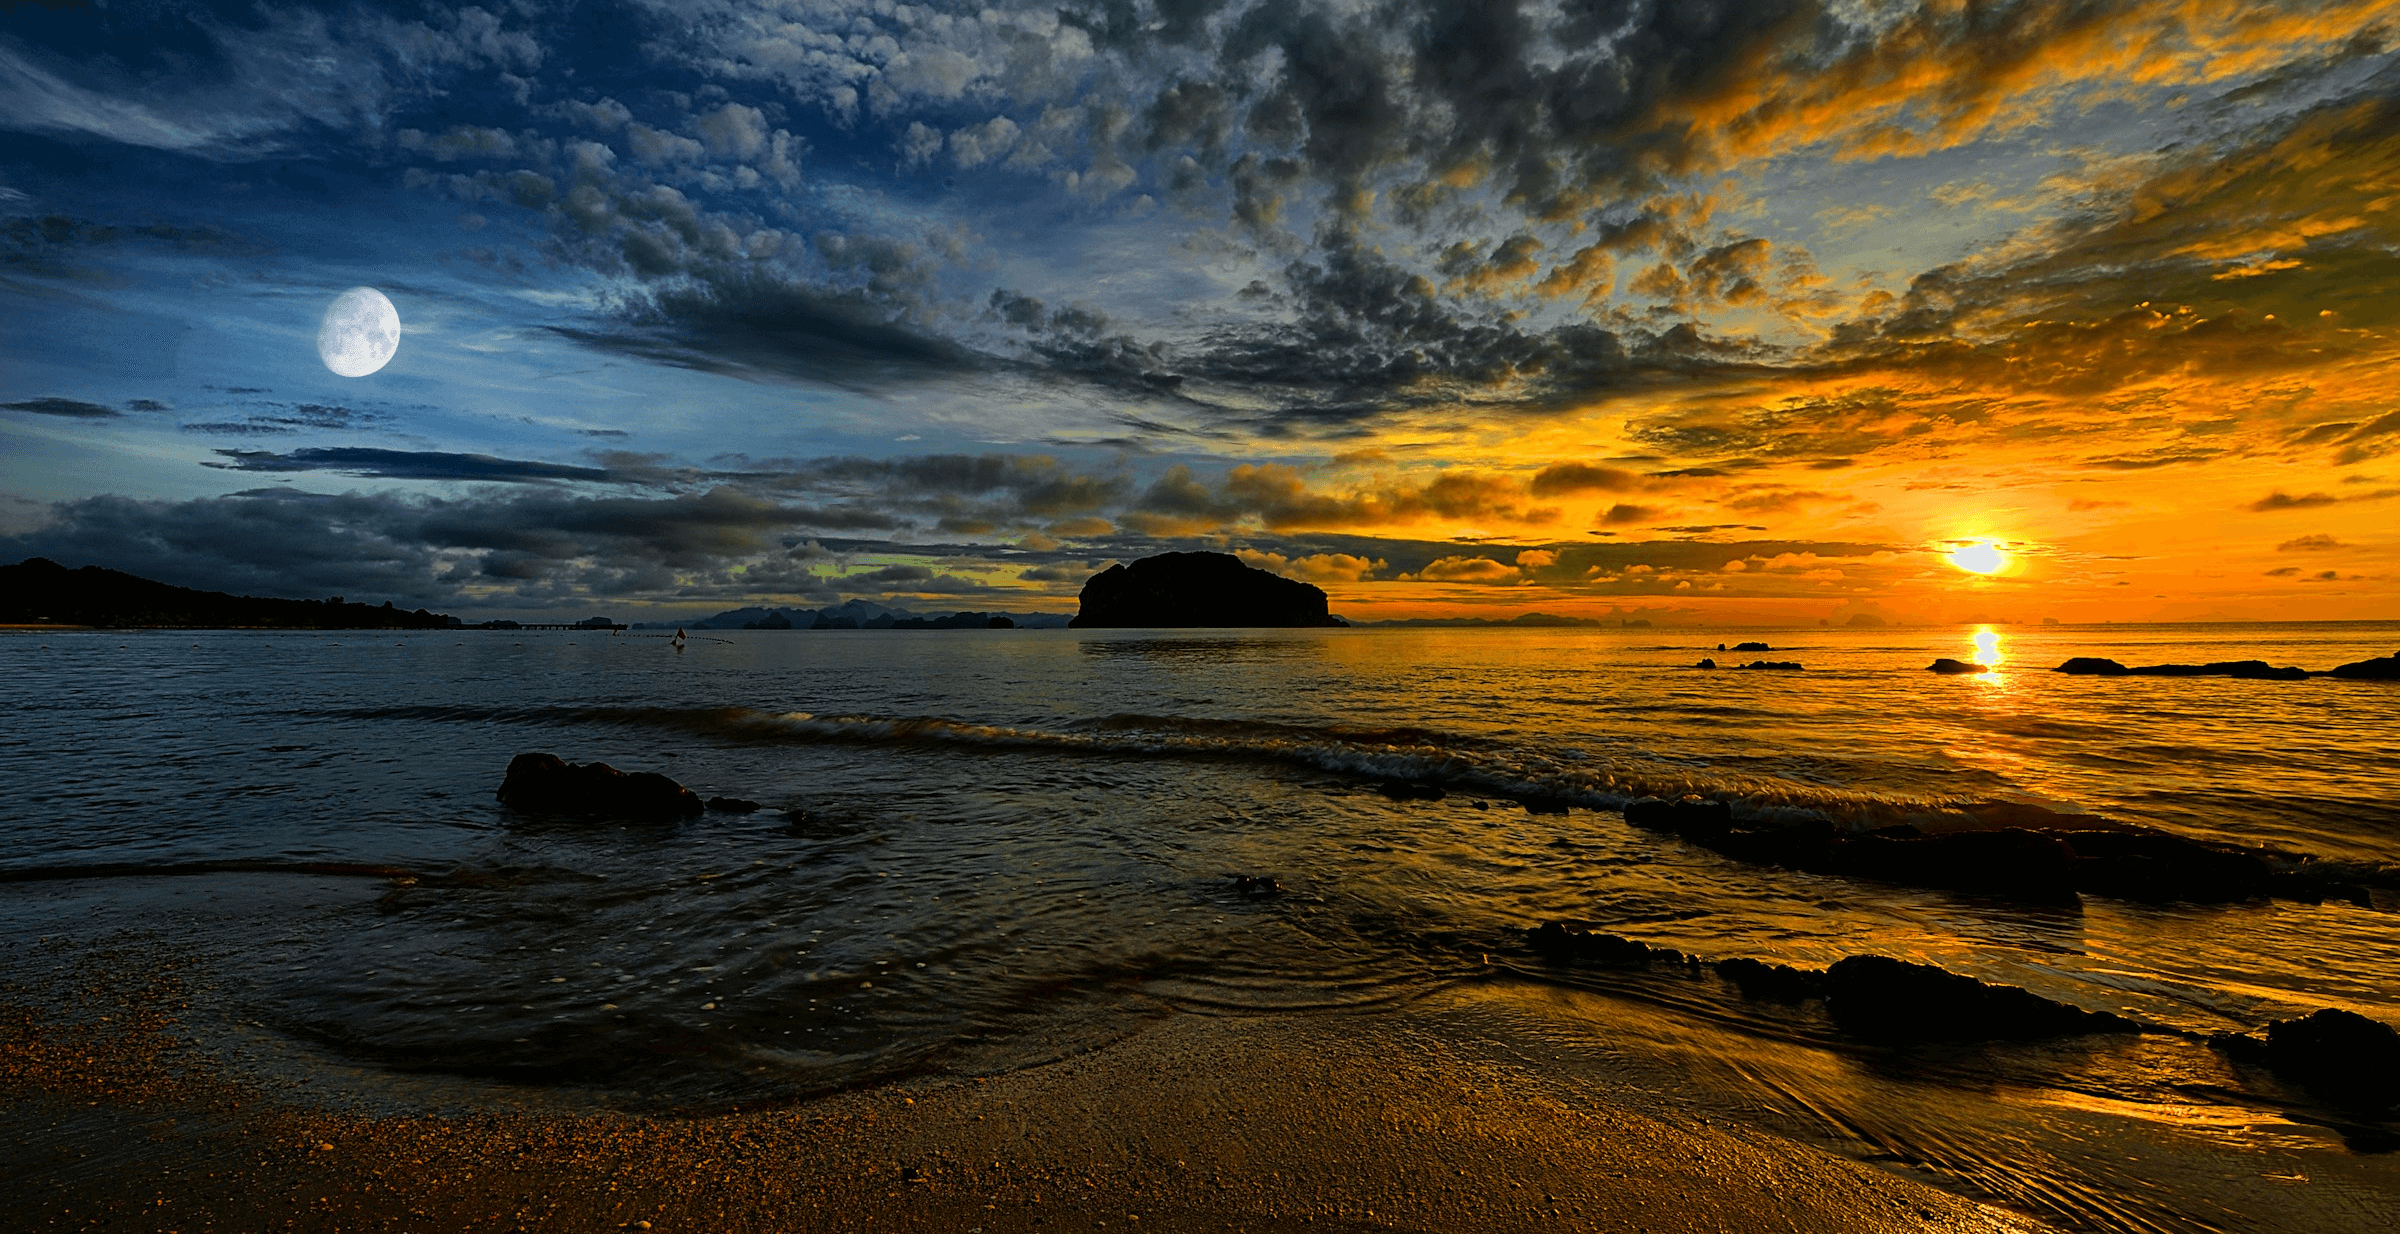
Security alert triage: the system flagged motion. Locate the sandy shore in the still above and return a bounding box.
[1,948,2035,1235]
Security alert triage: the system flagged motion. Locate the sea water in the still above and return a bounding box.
[3,622,2396,1229]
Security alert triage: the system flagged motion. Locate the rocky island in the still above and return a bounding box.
[1070,551,1348,628]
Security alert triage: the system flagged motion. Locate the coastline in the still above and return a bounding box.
[1,888,2033,1234]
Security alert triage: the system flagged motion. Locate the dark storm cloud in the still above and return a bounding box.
[1,396,120,418]
[556,275,990,393]
[203,447,616,483]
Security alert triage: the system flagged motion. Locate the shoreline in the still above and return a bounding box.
[0,916,2034,1234]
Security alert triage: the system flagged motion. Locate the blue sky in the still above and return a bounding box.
[4,0,2397,621]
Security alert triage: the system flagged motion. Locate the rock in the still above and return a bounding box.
[1928,658,1988,674]
[2057,829,2272,903]
[1717,643,1728,651]
[1733,660,1803,670]
[1733,641,1773,652]
[1069,551,1346,628]
[1232,874,1281,897]
[1377,780,1446,802]
[2213,1008,2400,1111]
[495,753,703,821]
[1715,957,1827,1002]
[1824,955,2143,1042]
[1527,922,1690,968]
[2057,656,2306,680]
[705,796,763,813]
[1623,796,1733,840]
[986,615,1016,629]
[1516,794,1575,815]
[2331,651,2400,680]
[2129,659,2307,680]
[1837,828,2079,900]
[1696,657,1718,669]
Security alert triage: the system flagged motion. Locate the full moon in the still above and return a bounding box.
[317,287,400,377]
[1947,541,2009,574]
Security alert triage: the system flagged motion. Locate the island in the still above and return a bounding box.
[0,557,456,630]
[1069,551,1348,628]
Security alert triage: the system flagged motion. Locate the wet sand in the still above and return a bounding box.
[0,933,2034,1234]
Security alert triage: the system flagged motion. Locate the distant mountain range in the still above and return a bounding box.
[2,557,457,629]
[634,598,1074,630]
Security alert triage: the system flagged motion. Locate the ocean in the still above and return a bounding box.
[5,621,2397,1230]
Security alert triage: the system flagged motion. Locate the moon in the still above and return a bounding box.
[317,287,400,377]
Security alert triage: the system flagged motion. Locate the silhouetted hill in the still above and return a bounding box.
[1071,552,1346,628]
[0,558,455,629]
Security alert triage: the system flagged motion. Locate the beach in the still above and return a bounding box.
[4,882,2030,1233]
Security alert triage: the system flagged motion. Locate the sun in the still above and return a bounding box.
[1947,540,2009,574]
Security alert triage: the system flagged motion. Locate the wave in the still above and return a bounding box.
[306,703,2015,829]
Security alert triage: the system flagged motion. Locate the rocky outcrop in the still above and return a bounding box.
[2211,1008,2400,1111]
[2054,657,2306,680]
[1732,660,1804,671]
[1069,551,1346,628]
[1714,957,1825,1002]
[1620,797,2310,905]
[1928,658,1988,674]
[1524,926,2142,1043]
[2331,651,2400,680]
[496,753,703,820]
[1825,955,2143,1042]
[1526,922,1694,968]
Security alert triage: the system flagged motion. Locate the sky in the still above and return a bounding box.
[2,0,2396,624]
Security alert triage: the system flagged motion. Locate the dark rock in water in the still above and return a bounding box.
[1378,780,1446,802]
[1733,641,1773,652]
[1928,658,1988,674]
[1717,643,1728,651]
[1825,955,2143,1042]
[1527,922,1690,968]
[1696,657,1718,669]
[705,796,763,813]
[1232,873,1281,897]
[496,753,703,821]
[1623,796,1733,840]
[1838,828,2078,900]
[1069,551,1346,628]
[2213,1008,2400,1111]
[1733,660,1804,671]
[2213,1009,2400,1112]
[2056,657,2130,675]
[782,807,815,825]
[1516,794,1575,815]
[2058,829,2272,903]
[1715,957,1827,1002]
[2331,651,2400,680]
[2128,659,2307,680]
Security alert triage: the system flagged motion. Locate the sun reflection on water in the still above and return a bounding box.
[1972,627,2003,668]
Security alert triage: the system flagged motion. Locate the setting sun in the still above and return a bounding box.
[1947,541,2010,575]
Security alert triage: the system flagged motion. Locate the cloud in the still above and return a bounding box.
[1399,555,1518,583]
[2249,491,2339,511]
[2276,534,2346,551]
[2,397,120,419]
[203,448,615,483]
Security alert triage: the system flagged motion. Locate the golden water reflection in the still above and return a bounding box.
[1972,626,2003,669]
